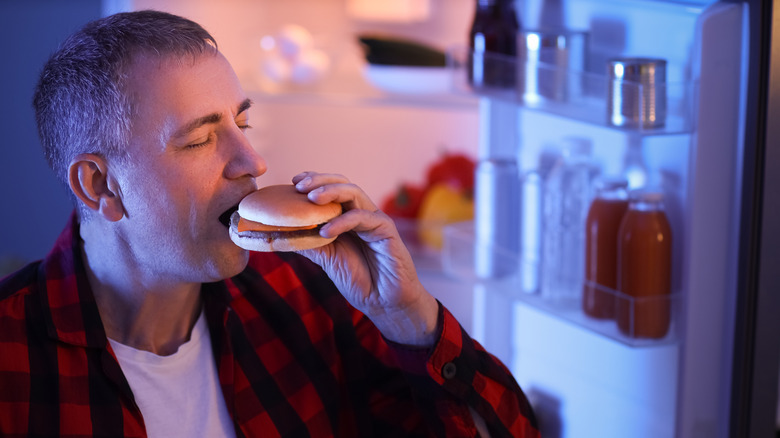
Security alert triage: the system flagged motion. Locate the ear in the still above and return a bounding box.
[68,154,124,222]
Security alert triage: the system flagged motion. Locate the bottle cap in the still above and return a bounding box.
[595,176,629,191]
[628,189,664,203]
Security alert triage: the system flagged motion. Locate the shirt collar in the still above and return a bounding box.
[38,212,107,348]
[38,212,238,348]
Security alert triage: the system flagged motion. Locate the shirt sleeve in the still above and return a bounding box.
[387,302,540,438]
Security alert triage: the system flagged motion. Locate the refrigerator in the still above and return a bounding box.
[442,1,780,437]
[109,0,780,437]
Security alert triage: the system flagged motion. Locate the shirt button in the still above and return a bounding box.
[442,362,457,379]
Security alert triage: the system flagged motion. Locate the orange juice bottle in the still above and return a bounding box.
[583,178,629,319]
[616,191,672,338]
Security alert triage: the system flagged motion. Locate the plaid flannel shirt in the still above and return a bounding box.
[0,214,538,437]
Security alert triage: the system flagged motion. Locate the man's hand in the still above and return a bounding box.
[292,172,440,347]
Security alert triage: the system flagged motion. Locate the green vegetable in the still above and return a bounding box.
[358,35,447,67]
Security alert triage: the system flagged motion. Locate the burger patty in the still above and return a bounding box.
[231,213,324,242]
[235,225,324,242]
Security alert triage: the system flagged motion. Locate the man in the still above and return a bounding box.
[0,10,538,438]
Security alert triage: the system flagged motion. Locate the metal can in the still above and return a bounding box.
[520,170,543,293]
[474,158,520,279]
[518,29,588,104]
[607,58,667,129]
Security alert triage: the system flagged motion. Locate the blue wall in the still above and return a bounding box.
[0,1,102,275]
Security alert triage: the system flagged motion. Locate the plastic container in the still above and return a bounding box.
[540,137,597,305]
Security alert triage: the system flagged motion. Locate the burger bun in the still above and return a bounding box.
[229,184,342,252]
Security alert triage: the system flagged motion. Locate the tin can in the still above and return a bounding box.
[607,58,667,129]
[518,29,588,104]
[475,158,520,278]
[520,170,543,293]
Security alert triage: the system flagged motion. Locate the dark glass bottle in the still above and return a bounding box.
[468,0,520,89]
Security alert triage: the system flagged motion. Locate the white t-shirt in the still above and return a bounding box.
[108,311,236,438]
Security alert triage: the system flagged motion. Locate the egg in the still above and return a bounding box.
[276,24,313,60]
[261,56,291,83]
[290,49,330,84]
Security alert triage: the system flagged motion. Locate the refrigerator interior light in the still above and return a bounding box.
[346,0,431,23]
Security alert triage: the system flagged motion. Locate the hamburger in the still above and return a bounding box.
[229,184,342,252]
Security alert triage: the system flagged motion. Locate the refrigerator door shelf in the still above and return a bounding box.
[246,42,477,111]
[594,0,717,7]
[442,220,681,348]
[449,48,696,136]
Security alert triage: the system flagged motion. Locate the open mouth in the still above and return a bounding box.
[219,205,239,228]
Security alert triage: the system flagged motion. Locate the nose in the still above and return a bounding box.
[223,128,267,180]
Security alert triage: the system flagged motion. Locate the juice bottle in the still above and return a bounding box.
[616,191,672,338]
[583,178,629,319]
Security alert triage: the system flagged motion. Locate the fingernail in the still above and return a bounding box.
[296,177,311,189]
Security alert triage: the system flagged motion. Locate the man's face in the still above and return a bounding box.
[113,51,266,283]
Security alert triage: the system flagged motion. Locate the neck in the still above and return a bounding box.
[80,222,203,356]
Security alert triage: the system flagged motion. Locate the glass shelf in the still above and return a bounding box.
[448,48,697,136]
[241,66,478,111]
[618,0,716,7]
[242,47,696,131]
[441,221,681,348]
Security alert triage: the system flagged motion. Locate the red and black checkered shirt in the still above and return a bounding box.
[0,214,538,437]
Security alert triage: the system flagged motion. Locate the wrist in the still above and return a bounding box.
[371,293,441,347]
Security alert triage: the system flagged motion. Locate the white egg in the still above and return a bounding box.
[261,56,291,83]
[290,49,331,84]
[276,24,313,60]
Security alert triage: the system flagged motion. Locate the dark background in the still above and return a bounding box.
[0,1,102,276]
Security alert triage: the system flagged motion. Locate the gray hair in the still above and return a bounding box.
[32,10,217,215]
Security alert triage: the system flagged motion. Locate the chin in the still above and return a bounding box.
[221,247,252,279]
[201,243,251,282]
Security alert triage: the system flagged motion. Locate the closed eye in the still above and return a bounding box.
[186,133,215,149]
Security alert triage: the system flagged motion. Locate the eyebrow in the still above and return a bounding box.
[237,98,253,116]
[173,98,253,138]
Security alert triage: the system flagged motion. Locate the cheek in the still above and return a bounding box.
[120,150,227,222]
[124,158,198,200]
[169,153,229,187]
[118,173,182,225]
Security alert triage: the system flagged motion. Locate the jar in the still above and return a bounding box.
[583,178,629,319]
[616,191,672,338]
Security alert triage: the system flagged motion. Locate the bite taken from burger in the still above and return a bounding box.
[229,184,342,252]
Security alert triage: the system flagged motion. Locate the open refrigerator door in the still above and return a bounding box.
[438,0,778,436]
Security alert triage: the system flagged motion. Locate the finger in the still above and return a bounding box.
[320,208,396,242]
[292,171,350,190]
[306,182,379,212]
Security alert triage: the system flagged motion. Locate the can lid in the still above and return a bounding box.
[520,29,588,50]
[607,57,667,82]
